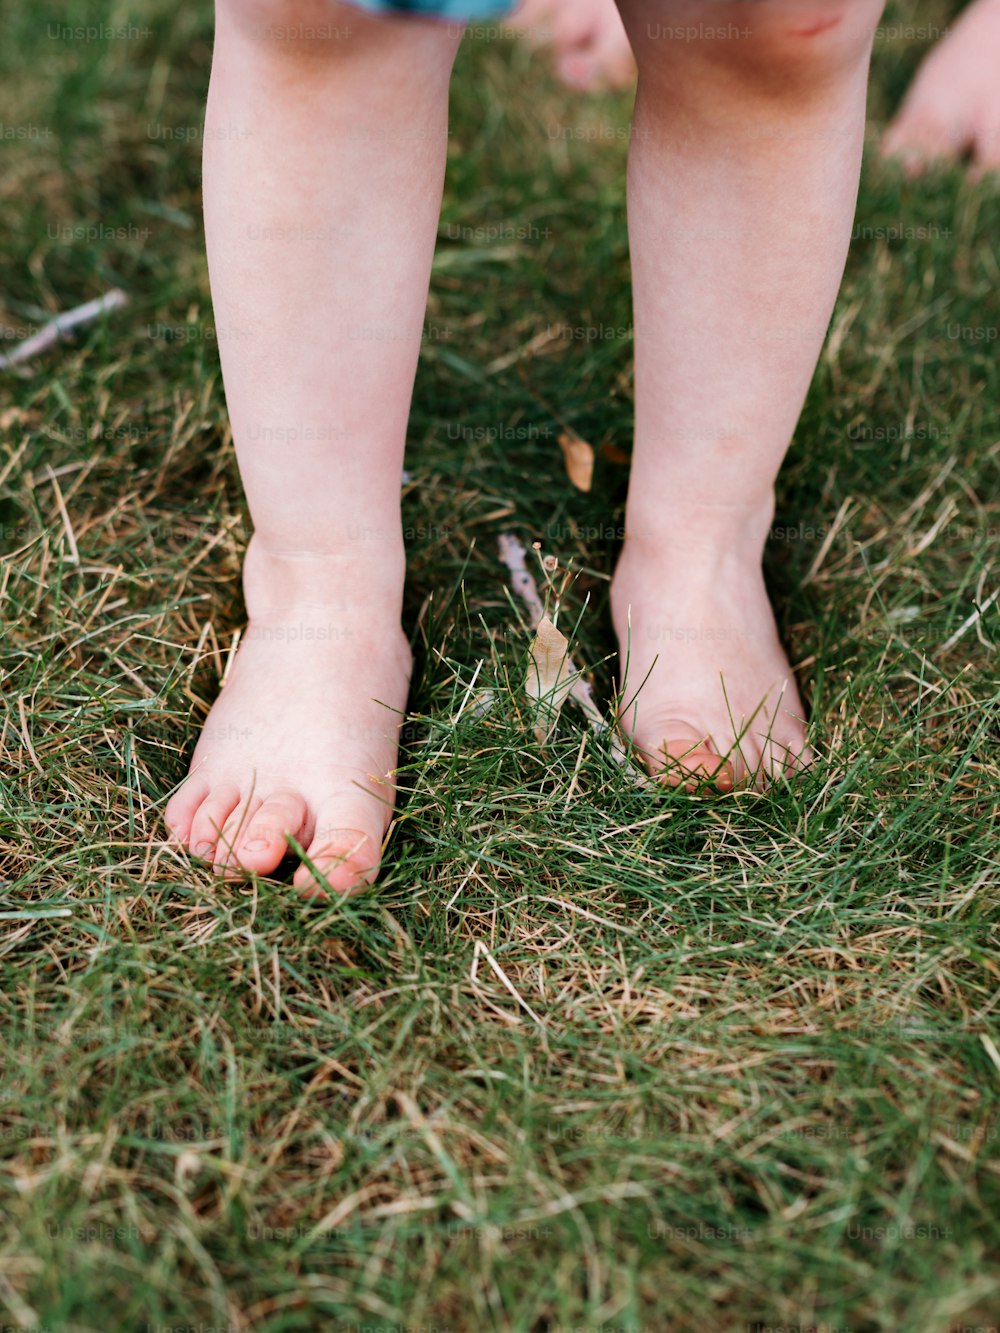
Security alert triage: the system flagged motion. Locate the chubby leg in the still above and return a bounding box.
[610,0,884,788]
[164,1,463,891]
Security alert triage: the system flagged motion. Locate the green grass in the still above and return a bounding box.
[1,1,998,1330]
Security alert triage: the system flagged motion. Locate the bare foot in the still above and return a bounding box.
[164,541,411,894]
[512,0,636,91]
[882,0,1000,177]
[611,518,811,790]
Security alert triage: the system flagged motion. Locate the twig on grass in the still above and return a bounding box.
[0,288,129,371]
[498,532,652,787]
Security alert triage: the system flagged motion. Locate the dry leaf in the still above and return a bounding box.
[600,440,630,465]
[558,432,594,492]
[526,616,576,743]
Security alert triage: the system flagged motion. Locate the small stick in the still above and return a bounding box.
[498,531,546,623]
[43,465,80,565]
[939,586,999,654]
[498,532,652,787]
[0,288,128,371]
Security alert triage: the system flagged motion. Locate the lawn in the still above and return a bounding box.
[0,1,998,1330]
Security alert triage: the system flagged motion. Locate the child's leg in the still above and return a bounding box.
[164,1,463,891]
[610,0,884,788]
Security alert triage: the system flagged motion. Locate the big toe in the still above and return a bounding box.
[639,720,737,793]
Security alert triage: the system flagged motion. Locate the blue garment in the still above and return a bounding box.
[345,0,515,19]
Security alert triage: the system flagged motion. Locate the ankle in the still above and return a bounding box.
[243,533,406,620]
[620,491,776,566]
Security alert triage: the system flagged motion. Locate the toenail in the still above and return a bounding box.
[244,838,269,851]
[193,842,214,858]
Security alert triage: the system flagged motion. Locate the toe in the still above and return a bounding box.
[164,776,209,844]
[220,789,309,878]
[638,721,738,793]
[293,828,382,898]
[213,797,263,873]
[292,794,387,897]
[747,726,811,787]
[658,737,736,793]
[783,739,814,778]
[188,782,242,862]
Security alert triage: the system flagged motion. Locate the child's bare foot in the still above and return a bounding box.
[882,0,1000,177]
[164,542,411,894]
[513,0,636,91]
[611,510,811,791]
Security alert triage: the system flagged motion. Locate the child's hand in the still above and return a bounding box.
[514,0,636,92]
[882,0,1000,177]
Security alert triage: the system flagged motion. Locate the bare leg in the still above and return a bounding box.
[165,1,463,892]
[610,0,884,787]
